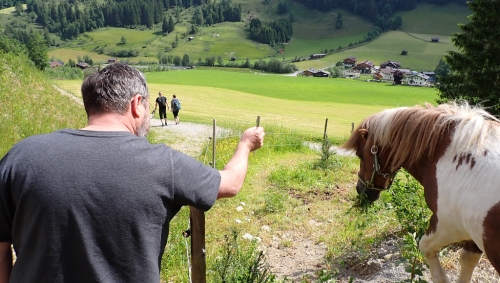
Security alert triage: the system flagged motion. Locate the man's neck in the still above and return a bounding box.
[83,114,134,133]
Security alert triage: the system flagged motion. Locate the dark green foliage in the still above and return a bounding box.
[24,0,240,41]
[436,0,500,116]
[248,18,293,45]
[173,55,181,66]
[44,65,83,80]
[277,1,288,14]
[252,58,297,73]
[336,12,343,29]
[27,32,48,70]
[0,33,27,55]
[181,54,190,66]
[434,57,450,83]
[162,15,175,34]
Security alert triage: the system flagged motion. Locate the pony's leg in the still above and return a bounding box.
[456,241,482,283]
[419,232,451,283]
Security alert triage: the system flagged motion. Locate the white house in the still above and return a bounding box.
[343,70,360,78]
[373,68,395,81]
[404,73,431,86]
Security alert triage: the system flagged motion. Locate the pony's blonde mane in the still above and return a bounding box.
[342,102,500,171]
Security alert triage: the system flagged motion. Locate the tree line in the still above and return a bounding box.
[248,18,293,45]
[292,0,466,31]
[20,0,241,41]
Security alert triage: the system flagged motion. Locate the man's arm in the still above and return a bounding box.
[0,242,12,283]
[218,127,264,199]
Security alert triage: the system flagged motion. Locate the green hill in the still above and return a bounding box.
[0,52,87,156]
[0,1,470,70]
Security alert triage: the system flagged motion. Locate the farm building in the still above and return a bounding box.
[353,60,374,74]
[50,61,63,68]
[76,62,90,69]
[310,54,326,60]
[108,58,118,64]
[404,73,431,86]
[302,68,330,77]
[380,60,401,69]
[373,68,395,81]
[398,68,413,76]
[343,70,360,78]
[343,56,357,67]
[422,71,436,83]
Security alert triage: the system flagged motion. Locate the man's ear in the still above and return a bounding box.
[130,94,143,118]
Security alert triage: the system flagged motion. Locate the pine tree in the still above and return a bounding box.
[437,0,500,116]
[27,32,48,70]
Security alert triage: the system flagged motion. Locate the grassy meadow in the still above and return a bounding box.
[294,30,459,71]
[55,69,438,138]
[397,2,471,34]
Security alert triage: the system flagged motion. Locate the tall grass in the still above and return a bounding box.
[0,52,87,157]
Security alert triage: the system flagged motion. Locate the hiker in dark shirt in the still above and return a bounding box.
[155,91,169,126]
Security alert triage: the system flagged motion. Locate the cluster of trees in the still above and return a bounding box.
[24,0,241,41]
[277,2,289,14]
[199,1,241,25]
[248,18,293,45]
[293,0,462,31]
[0,0,21,8]
[0,32,48,70]
[157,53,191,66]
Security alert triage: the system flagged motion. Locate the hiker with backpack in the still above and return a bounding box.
[171,94,181,125]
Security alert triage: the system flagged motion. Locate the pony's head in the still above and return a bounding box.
[343,124,399,202]
[342,102,500,202]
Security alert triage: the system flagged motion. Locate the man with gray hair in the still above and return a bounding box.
[0,63,265,283]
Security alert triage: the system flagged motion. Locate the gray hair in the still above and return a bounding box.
[81,63,149,116]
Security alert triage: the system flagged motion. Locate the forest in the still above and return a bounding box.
[293,0,466,31]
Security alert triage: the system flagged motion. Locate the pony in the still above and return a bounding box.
[341,102,500,283]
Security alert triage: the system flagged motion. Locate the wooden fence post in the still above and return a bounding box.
[323,118,328,140]
[190,119,216,283]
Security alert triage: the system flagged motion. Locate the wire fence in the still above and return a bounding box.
[182,117,355,283]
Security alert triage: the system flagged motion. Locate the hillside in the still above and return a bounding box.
[0,52,87,156]
[0,1,470,71]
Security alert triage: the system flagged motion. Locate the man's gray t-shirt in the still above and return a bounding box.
[0,129,221,283]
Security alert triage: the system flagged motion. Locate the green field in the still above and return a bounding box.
[294,30,458,71]
[397,3,471,34]
[54,69,438,138]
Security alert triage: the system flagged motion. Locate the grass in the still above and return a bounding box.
[294,30,459,71]
[0,53,87,157]
[397,2,471,35]
[54,69,438,138]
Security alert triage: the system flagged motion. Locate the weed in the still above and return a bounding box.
[388,171,430,282]
[211,229,279,283]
